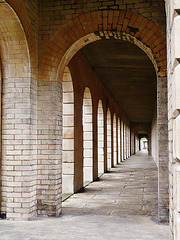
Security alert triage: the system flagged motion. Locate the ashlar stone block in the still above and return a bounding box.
[172,16,180,62]
[172,65,180,116]
[174,0,180,11]
[62,151,74,163]
[62,175,74,194]
[63,104,74,115]
[63,115,74,127]
[173,115,180,160]
[63,127,74,139]
[173,162,180,211]
[62,82,73,92]
[174,210,180,240]
[62,162,74,175]
[63,139,74,151]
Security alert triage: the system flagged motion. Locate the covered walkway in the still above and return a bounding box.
[0,152,168,240]
[63,151,158,217]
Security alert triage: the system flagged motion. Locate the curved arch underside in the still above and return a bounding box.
[38,10,166,82]
[79,39,157,123]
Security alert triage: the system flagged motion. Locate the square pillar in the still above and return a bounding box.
[37,81,62,216]
[2,77,37,220]
[157,76,169,222]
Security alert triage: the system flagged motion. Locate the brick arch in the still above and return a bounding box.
[131,123,151,136]
[0,2,35,219]
[39,10,166,82]
[136,130,149,136]
[0,1,30,78]
[4,0,37,77]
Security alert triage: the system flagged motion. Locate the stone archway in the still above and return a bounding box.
[0,1,169,227]
[38,10,166,83]
[0,1,36,220]
[37,10,168,222]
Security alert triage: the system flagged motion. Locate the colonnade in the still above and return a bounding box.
[62,67,132,197]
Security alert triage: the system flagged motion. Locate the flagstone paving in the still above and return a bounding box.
[0,151,169,240]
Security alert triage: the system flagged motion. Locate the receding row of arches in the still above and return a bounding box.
[0,2,169,225]
[62,67,131,198]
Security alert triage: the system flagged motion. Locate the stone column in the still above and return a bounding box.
[148,135,151,155]
[2,76,37,220]
[62,68,74,196]
[124,123,127,159]
[121,120,124,161]
[111,114,114,167]
[116,118,119,164]
[113,116,117,165]
[131,131,135,155]
[37,80,62,217]
[104,109,107,172]
[107,109,111,169]
[118,118,121,163]
[93,107,98,180]
[74,89,83,192]
[157,76,169,222]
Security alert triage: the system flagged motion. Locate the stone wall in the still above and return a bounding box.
[151,106,158,166]
[157,76,169,222]
[166,0,180,239]
[62,67,74,196]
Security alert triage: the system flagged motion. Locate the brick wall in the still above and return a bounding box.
[38,8,166,82]
[39,0,166,58]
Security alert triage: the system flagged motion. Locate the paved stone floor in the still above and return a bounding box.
[0,151,169,239]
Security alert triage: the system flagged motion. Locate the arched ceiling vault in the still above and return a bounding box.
[79,39,156,124]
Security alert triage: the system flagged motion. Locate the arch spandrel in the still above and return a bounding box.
[0,1,30,79]
[38,10,166,82]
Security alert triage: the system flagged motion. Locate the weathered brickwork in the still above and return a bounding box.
[39,0,165,56]
[5,0,39,78]
[0,2,37,220]
[157,76,169,222]
[39,10,167,82]
[37,81,62,216]
[2,77,37,220]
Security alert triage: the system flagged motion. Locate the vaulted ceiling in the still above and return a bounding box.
[81,39,157,123]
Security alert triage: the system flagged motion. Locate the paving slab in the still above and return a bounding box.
[0,151,169,240]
